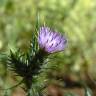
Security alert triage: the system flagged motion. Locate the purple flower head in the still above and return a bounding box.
[38,27,67,53]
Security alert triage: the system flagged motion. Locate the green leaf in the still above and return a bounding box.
[8,50,28,77]
[27,84,42,96]
[0,52,8,62]
[35,12,40,32]
[84,87,93,96]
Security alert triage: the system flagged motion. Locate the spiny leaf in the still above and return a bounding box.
[28,30,39,63]
[27,84,43,96]
[8,50,28,77]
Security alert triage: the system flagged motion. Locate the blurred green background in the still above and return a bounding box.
[0,0,96,95]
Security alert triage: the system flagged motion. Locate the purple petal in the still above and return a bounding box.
[38,27,67,53]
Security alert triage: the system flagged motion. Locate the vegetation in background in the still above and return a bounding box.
[0,0,96,96]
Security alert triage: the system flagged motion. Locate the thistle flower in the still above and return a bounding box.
[38,27,67,53]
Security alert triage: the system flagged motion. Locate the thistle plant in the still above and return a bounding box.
[1,26,67,95]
